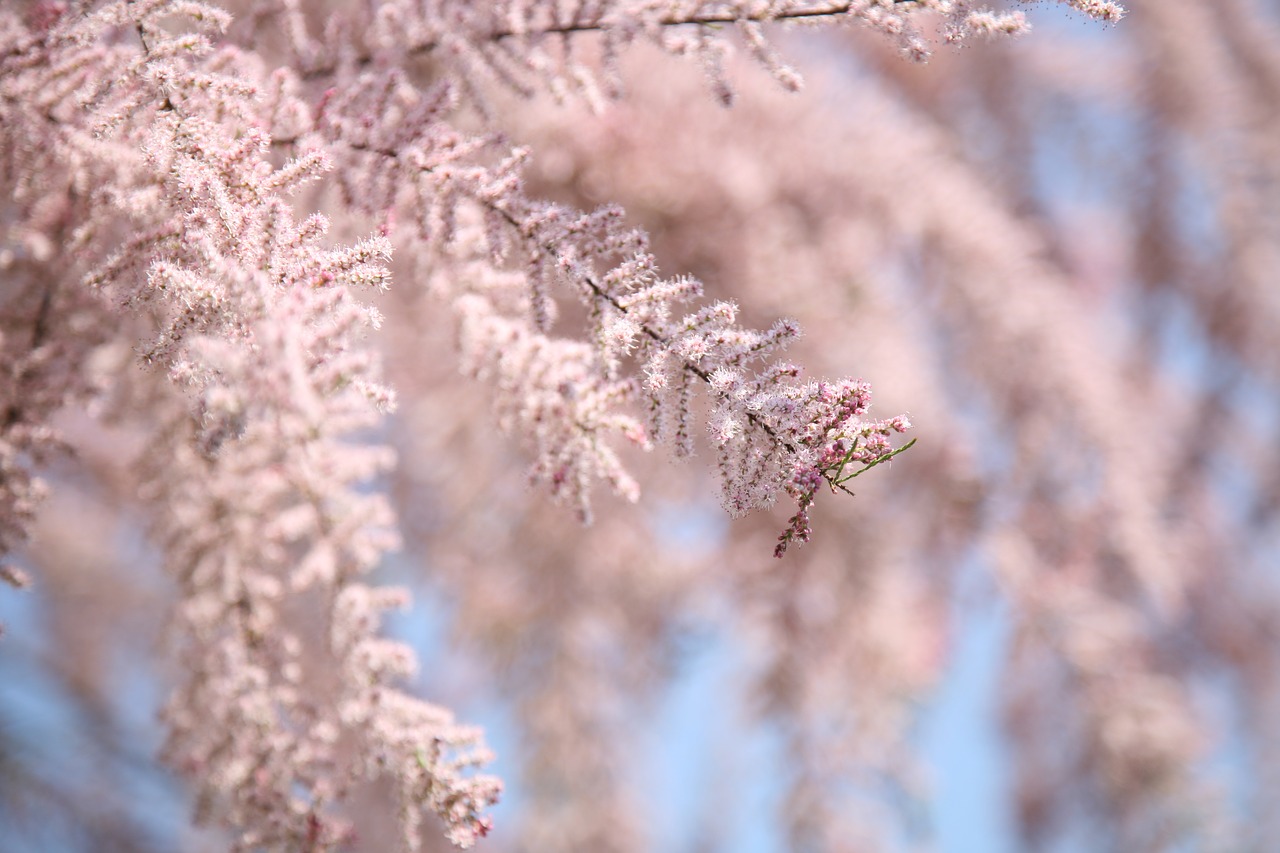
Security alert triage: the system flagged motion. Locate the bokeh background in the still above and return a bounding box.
[4,2,1280,851]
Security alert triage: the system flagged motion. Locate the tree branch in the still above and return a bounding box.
[408,0,920,54]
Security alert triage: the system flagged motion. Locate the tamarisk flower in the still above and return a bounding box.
[3,2,500,847]
[314,68,914,547]
[335,0,1067,105]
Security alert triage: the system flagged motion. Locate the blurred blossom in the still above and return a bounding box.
[2,1,1279,851]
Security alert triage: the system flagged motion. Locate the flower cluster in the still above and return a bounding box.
[345,0,1047,103]
[308,60,913,545]
[5,2,499,847]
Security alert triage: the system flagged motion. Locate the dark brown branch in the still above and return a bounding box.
[408,0,919,53]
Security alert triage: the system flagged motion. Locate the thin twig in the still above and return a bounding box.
[407,0,919,55]
[834,437,916,485]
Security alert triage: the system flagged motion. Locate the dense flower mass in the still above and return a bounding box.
[0,0,1004,845]
[13,1,1280,852]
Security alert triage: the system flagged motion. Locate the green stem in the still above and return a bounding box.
[834,437,917,485]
